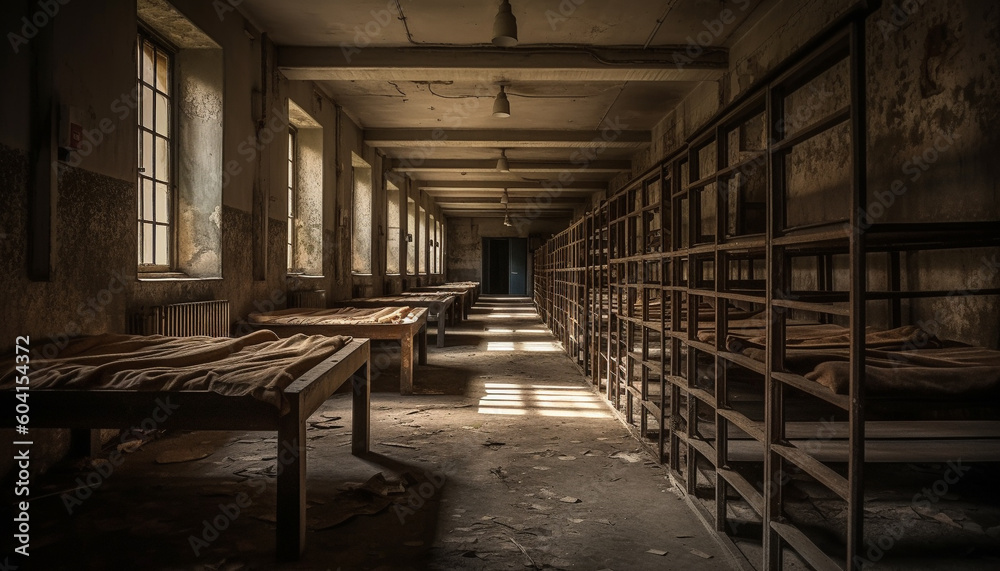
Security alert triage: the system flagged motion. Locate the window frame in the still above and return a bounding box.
[385,182,401,275]
[287,127,300,274]
[136,27,178,272]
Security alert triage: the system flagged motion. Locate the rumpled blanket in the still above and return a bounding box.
[250,306,416,325]
[0,332,352,411]
[700,320,1000,396]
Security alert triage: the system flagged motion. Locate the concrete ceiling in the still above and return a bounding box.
[239,0,767,220]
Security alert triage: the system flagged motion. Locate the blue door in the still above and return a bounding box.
[508,238,527,295]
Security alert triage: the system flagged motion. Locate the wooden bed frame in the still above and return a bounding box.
[247,308,428,394]
[330,296,457,348]
[0,337,371,560]
[443,281,480,302]
[398,292,465,324]
[407,286,475,319]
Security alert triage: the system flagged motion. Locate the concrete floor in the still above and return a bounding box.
[13,296,740,570]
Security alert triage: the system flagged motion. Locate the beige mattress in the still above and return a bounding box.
[250,306,418,325]
[701,320,1000,397]
[391,294,454,302]
[0,331,352,411]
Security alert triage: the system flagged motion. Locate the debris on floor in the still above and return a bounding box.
[609,451,643,463]
[154,446,214,464]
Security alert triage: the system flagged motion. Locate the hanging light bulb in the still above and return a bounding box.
[496,149,510,172]
[492,0,518,47]
[492,85,510,118]
[500,188,509,204]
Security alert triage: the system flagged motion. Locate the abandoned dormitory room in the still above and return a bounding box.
[2,0,1000,571]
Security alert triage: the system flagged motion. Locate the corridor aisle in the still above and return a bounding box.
[17,297,739,571]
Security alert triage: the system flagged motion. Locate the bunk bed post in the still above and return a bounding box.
[713,123,728,534]
[715,247,729,533]
[658,166,669,466]
[276,393,308,559]
[764,75,785,571]
[669,159,684,475]
[846,14,869,571]
[352,354,371,455]
[887,251,902,328]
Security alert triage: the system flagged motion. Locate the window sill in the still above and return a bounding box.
[288,274,325,280]
[138,272,223,282]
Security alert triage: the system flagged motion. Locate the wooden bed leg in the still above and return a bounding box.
[418,325,428,365]
[69,428,101,458]
[436,315,446,348]
[352,360,370,456]
[400,331,415,395]
[276,400,307,560]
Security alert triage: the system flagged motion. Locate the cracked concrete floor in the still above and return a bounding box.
[12,296,738,570]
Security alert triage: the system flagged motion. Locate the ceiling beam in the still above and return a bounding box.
[436,197,584,205]
[392,159,631,174]
[417,180,607,192]
[424,188,597,198]
[278,46,727,83]
[441,208,575,218]
[367,129,649,149]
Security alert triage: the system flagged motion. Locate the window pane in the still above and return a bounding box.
[155,224,169,264]
[142,223,154,264]
[406,198,416,274]
[142,42,154,83]
[155,136,169,182]
[137,33,173,271]
[142,179,153,221]
[155,93,169,136]
[155,182,169,223]
[142,131,153,175]
[351,154,373,274]
[142,86,154,128]
[418,206,427,274]
[386,184,400,274]
[155,50,169,93]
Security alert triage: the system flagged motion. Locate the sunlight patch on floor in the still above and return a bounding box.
[477,383,611,418]
[486,341,561,352]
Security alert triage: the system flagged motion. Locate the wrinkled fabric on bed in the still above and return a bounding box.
[249,306,417,325]
[0,331,352,411]
[699,320,1000,396]
[385,294,454,302]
